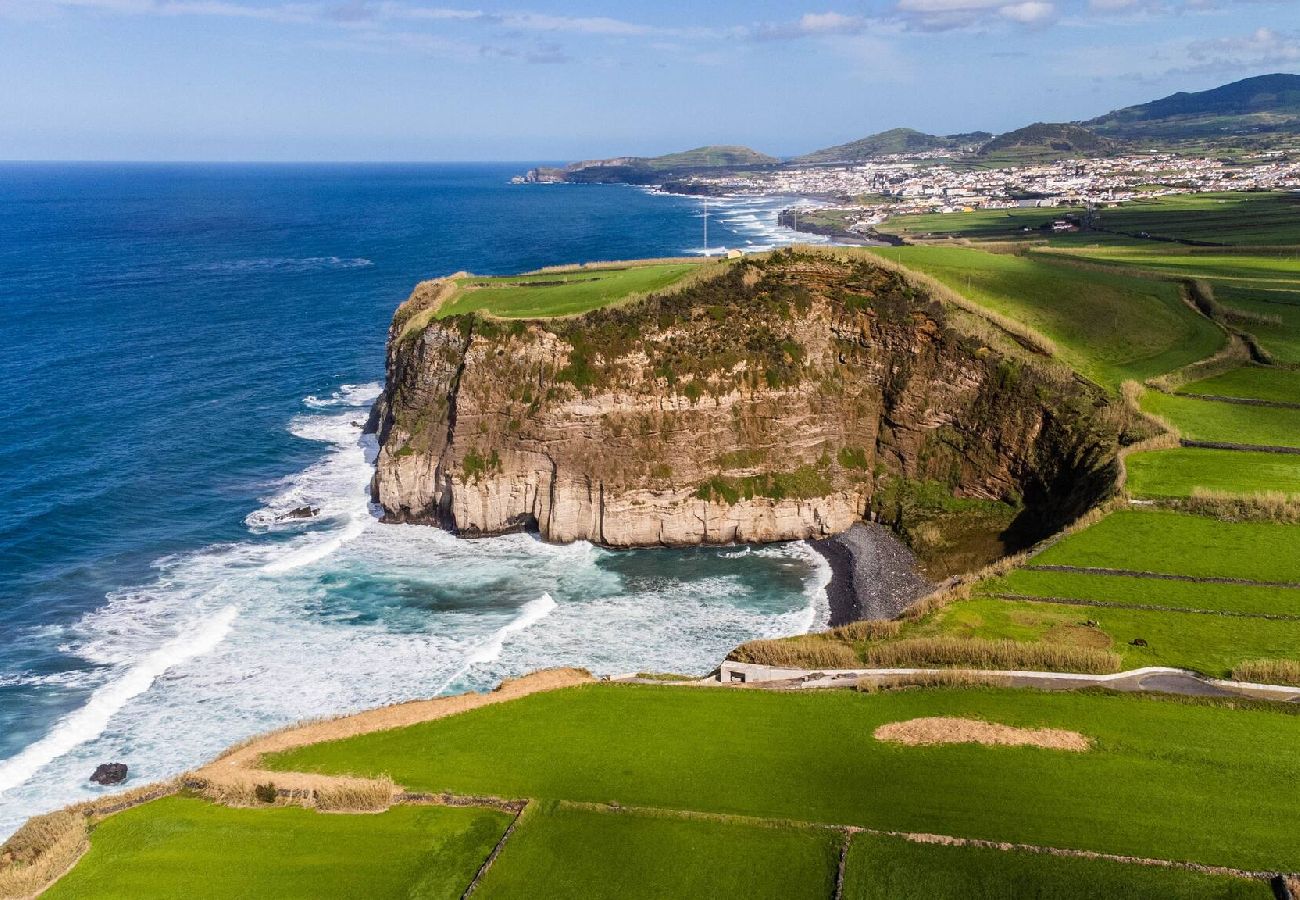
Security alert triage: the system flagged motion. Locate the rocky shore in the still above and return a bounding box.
[812,522,932,626]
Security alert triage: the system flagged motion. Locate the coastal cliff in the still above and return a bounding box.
[368,250,1119,550]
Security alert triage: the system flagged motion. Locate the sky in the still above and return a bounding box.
[1,0,1297,160]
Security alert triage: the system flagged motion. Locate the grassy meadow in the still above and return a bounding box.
[1181,365,1300,403]
[868,245,1223,387]
[266,683,1300,871]
[1141,391,1300,448]
[1217,286,1300,364]
[474,802,839,900]
[1125,447,1300,498]
[1030,508,1300,582]
[842,832,1273,900]
[980,567,1300,618]
[43,797,510,900]
[909,594,1300,677]
[435,261,703,319]
[878,192,1300,246]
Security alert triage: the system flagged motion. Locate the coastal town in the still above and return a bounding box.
[662,148,1300,238]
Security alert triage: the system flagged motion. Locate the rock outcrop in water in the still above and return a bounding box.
[368,250,1120,550]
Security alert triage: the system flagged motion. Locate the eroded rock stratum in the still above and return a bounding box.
[369,250,1119,552]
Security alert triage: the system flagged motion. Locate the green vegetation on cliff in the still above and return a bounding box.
[434,261,705,319]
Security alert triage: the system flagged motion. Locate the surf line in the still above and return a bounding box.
[0,605,238,796]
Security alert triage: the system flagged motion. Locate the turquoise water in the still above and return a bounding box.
[0,163,828,836]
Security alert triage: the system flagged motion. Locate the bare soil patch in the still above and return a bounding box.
[874,717,1092,751]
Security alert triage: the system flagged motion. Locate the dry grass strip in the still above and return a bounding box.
[728,636,861,669]
[1233,659,1300,688]
[874,716,1092,751]
[855,670,1013,693]
[863,637,1122,675]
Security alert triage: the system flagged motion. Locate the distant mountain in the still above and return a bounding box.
[979,123,1115,159]
[518,145,778,184]
[1086,73,1300,140]
[792,128,991,164]
[645,146,780,169]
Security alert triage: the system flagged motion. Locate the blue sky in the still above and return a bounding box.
[1,0,1296,160]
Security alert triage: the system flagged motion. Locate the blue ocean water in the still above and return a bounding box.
[0,163,828,835]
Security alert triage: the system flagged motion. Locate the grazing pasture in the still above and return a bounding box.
[869,245,1222,387]
[42,797,510,900]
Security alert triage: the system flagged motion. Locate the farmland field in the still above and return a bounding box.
[842,832,1272,900]
[1125,447,1300,497]
[475,802,839,900]
[1140,391,1300,448]
[909,594,1300,677]
[266,683,1300,871]
[1181,365,1300,403]
[978,567,1300,618]
[868,245,1222,387]
[1029,509,1300,582]
[43,797,510,900]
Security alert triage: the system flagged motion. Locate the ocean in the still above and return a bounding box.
[0,163,833,837]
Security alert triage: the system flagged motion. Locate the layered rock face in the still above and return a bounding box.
[369,251,1118,547]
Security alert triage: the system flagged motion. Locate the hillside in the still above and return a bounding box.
[1088,73,1300,140]
[518,145,777,183]
[792,128,991,164]
[978,123,1115,160]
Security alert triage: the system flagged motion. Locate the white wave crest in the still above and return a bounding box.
[467,594,558,666]
[0,606,237,797]
[303,382,382,409]
[192,257,374,275]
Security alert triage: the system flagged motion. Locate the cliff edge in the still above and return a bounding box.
[368,250,1119,553]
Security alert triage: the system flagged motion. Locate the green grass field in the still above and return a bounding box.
[1181,365,1300,403]
[978,567,1300,618]
[878,206,1091,241]
[1125,447,1300,498]
[1141,391,1300,448]
[910,594,1300,677]
[475,802,839,900]
[266,683,1300,871]
[1048,246,1300,287]
[44,796,510,900]
[1090,193,1300,246]
[870,245,1223,387]
[1031,508,1300,583]
[878,193,1300,247]
[842,832,1272,900]
[434,262,703,318]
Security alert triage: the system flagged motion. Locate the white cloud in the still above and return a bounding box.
[1000,1,1055,22]
[892,0,1057,29]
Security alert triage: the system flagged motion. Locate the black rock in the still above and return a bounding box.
[278,506,319,521]
[90,763,128,785]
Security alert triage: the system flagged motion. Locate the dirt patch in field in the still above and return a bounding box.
[874,717,1091,751]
